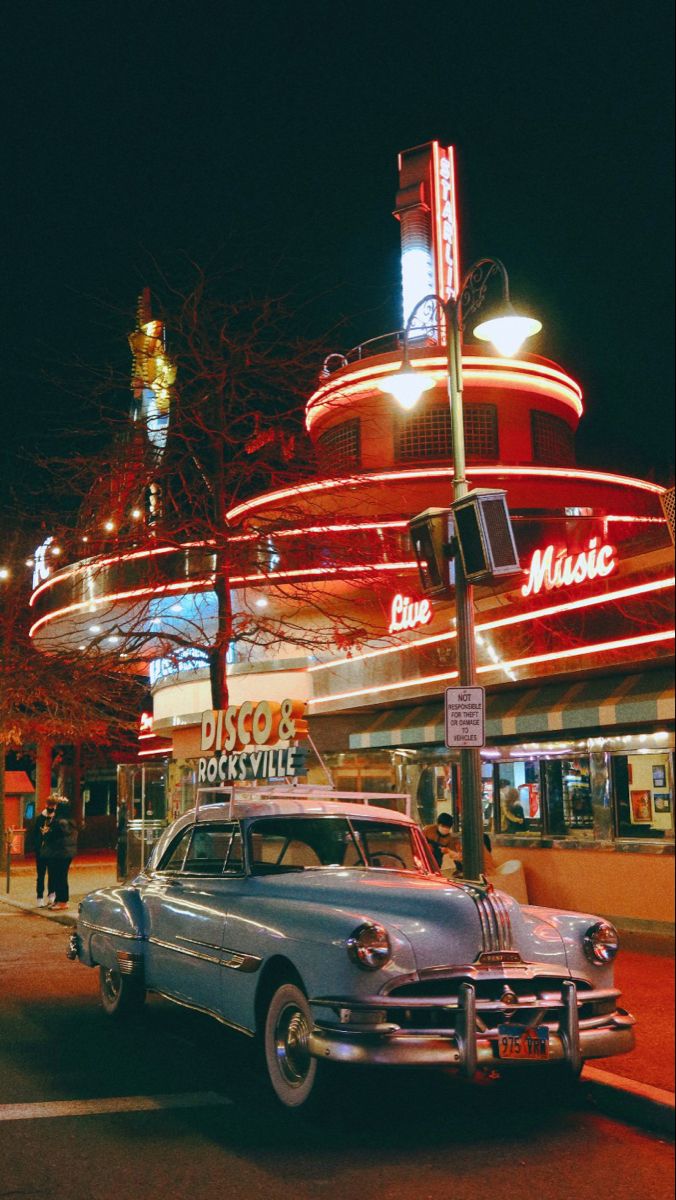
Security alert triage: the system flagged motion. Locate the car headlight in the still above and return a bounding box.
[583,920,620,965]
[346,922,392,971]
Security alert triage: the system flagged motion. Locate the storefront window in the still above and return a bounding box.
[542,756,594,838]
[613,752,674,840]
[481,762,495,832]
[496,761,542,835]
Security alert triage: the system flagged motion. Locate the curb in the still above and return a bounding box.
[580,1066,675,1137]
[1,894,78,927]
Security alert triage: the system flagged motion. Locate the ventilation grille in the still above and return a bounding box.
[396,404,498,462]
[660,487,675,544]
[316,419,361,471]
[531,410,575,465]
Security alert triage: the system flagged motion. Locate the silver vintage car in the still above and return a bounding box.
[68,789,635,1109]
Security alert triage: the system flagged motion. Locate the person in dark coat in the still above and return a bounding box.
[422,812,460,869]
[41,799,78,910]
[34,795,58,907]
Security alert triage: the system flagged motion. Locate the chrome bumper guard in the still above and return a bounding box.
[308,979,635,1073]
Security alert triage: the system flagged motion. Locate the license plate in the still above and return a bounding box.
[497,1024,550,1060]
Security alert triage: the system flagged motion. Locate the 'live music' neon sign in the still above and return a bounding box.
[389,593,433,634]
[521,537,617,598]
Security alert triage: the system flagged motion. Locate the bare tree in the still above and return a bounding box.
[31,272,394,711]
[0,531,144,848]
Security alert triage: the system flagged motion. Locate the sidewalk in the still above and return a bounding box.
[2,852,673,1133]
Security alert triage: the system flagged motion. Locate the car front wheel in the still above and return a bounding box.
[263,982,320,1109]
[98,965,146,1017]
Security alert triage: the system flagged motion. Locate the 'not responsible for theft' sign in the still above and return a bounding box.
[444,686,486,748]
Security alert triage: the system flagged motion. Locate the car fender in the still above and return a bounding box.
[76,885,146,971]
[227,895,417,1020]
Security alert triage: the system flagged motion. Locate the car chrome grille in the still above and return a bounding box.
[381,975,617,1034]
[469,887,514,953]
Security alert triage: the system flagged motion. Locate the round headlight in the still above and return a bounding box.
[584,921,620,965]
[346,922,392,971]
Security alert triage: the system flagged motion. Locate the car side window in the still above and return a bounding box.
[224,829,243,874]
[158,827,193,873]
[180,823,243,876]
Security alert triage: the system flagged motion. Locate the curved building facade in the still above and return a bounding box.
[30,143,674,928]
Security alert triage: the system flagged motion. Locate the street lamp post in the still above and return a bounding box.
[383,259,541,881]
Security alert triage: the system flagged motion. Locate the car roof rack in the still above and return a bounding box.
[194,784,412,821]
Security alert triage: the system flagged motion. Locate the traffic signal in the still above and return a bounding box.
[408,508,455,599]
[451,489,521,584]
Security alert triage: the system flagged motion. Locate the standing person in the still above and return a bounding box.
[41,799,78,911]
[501,785,529,834]
[34,795,58,907]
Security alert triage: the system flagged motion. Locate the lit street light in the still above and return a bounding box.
[379,259,541,880]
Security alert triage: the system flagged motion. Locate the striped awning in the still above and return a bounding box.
[348,668,675,750]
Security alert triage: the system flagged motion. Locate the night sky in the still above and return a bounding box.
[2,1,674,517]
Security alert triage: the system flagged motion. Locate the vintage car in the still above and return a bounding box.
[68,789,635,1109]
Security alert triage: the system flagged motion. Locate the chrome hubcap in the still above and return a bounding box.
[275,1003,311,1086]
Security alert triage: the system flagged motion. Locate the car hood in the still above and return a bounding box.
[250,870,569,973]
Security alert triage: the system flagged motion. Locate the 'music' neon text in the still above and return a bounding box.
[522,538,617,598]
[389,593,433,634]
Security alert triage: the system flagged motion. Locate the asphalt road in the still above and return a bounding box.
[0,903,672,1200]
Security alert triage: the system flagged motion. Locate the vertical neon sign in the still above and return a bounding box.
[395,141,460,332]
[432,142,460,305]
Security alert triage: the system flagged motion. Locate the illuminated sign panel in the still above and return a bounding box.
[395,141,460,329]
[32,537,53,591]
[388,593,433,634]
[432,142,459,305]
[198,698,308,783]
[521,538,617,598]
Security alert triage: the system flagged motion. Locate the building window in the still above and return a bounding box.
[613,752,674,840]
[495,763,543,835]
[464,404,499,460]
[316,420,360,471]
[396,404,498,462]
[542,756,595,837]
[531,410,575,464]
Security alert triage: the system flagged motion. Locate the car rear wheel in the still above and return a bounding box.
[99,965,146,1017]
[263,982,320,1109]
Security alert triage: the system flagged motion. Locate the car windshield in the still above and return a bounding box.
[248,815,435,874]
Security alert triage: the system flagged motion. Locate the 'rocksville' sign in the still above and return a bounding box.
[197,698,308,784]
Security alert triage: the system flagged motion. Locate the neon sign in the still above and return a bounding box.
[396,142,459,328]
[434,143,459,304]
[32,537,53,591]
[388,593,433,634]
[198,698,309,784]
[521,538,617,598]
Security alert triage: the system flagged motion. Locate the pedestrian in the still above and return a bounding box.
[423,811,460,869]
[34,794,58,907]
[501,785,529,833]
[41,798,78,910]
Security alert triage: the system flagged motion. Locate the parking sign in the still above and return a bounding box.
[444,686,486,748]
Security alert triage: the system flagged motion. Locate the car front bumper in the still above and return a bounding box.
[308,979,635,1075]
